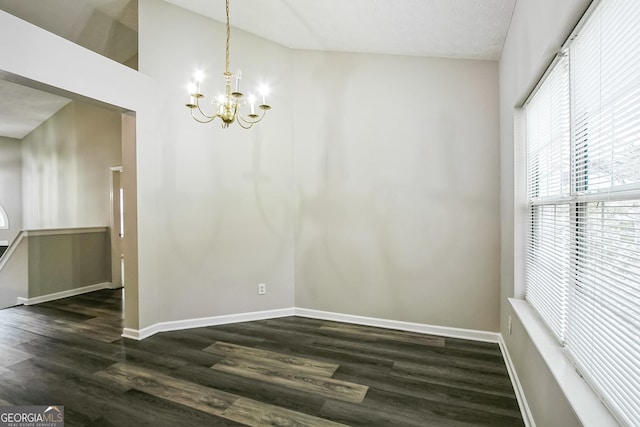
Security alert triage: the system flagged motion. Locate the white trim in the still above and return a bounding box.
[24,227,107,237]
[498,335,535,427]
[0,205,8,229]
[509,299,618,427]
[124,307,500,343]
[121,308,296,340]
[110,166,123,172]
[16,297,27,305]
[0,240,8,246]
[22,282,112,305]
[294,308,501,343]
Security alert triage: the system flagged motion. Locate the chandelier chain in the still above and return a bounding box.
[225,0,230,75]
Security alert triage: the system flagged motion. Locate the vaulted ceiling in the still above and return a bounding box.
[0,0,516,139]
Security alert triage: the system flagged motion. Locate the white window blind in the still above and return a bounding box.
[527,56,571,202]
[571,0,640,194]
[525,0,640,425]
[526,204,570,341]
[526,55,571,341]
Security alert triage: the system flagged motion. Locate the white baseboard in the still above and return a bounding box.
[294,308,501,343]
[123,306,500,343]
[121,308,296,340]
[21,282,113,306]
[499,334,535,427]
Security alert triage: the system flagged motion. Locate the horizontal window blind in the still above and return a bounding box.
[526,204,570,341]
[527,56,571,202]
[571,0,640,194]
[567,201,640,425]
[567,0,640,424]
[525,55,571,341]
[525,0,640,425]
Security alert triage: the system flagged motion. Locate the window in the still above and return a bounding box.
[0,205,8,229]
[525,0,640,425]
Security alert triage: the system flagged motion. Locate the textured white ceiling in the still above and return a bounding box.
[165,0,516,60]
[0,79,71,139]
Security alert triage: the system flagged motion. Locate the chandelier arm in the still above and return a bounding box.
[191,109,218,123]
[194,98,218,120]
[237,112,265,126]
[235,119,254,129]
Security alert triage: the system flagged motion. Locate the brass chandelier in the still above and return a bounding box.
[185,0,271,129]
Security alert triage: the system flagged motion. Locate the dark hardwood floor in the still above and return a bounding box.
[0,289,524,426]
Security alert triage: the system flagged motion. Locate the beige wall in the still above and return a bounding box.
[137,0,294,326]
[293,51,501,331]
[0,136,22,243]
[121,112,139,329]
[499,0,591,424]
[0,235,28,308]
[21,101,122,229]
[28,229,110,297]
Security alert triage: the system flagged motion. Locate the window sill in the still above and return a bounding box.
[508,298,619,427]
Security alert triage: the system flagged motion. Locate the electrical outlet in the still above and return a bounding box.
[258,283,266,295]
[508,315,512,335]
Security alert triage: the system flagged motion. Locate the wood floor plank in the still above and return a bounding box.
[205,341,339,377]
[184,326,268,347]
[213,357,369,403]
[0,343,32,368]
[95,362,239,417]
[322,388,524,427]
[223,397,348,427]
[319,322,446,347]
[393,360,514,397]
[311,335,508,374]
[173,364,328,416]
[123,389,246,426]
[333,364,521,418]
[255,340,397,370]
[97,362,347,427]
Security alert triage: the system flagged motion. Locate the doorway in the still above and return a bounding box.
[110,166,124,289]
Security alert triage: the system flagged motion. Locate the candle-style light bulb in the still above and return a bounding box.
[248,94,256,114]
[192,70,205,96]
[235,69,242,93]
[259,85,270,105]
[187,83,197,105]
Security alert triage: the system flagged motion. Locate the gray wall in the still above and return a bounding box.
[0,136,22,244]
[28,230,110,298]
[499,0,591,424]
[293,51,501,331]
[21,101,122,229]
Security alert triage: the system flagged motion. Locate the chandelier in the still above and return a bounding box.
[185,0,271,129]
